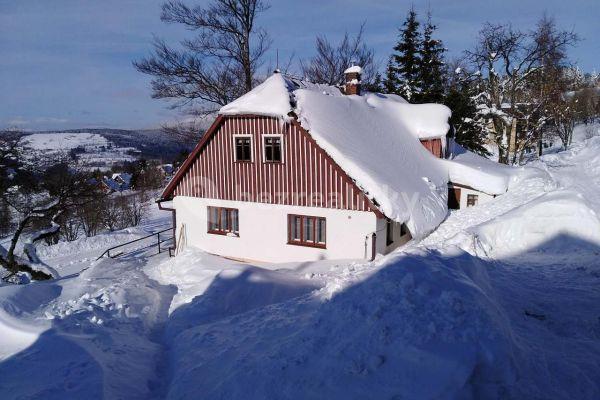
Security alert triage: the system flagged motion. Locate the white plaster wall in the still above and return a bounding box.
[455,186,495,209]
[173,196,378,263]
[375,219,412,255]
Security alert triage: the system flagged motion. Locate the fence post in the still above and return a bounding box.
[157,232,161,254]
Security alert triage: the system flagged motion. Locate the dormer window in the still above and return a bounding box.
[234,135,253,162]
[263,135,283,163]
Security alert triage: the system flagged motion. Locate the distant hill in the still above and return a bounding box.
[30,128,193,164]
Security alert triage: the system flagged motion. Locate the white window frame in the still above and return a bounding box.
[262,134,285,163]
[232,134,254,162]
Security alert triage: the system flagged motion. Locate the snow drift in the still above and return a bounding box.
[163,248,517,400]
[472,190,600,257]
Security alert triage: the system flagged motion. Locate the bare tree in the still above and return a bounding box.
[466,20,577,164]
[102,196,124,232]
[550,96,577,149]
[0,199,12,237]
[0,138,98,281]
[77,199,106,237]
[122,192,149,227]
[134,0,271,141]
[59,210,82,242]
[301,23,378,88]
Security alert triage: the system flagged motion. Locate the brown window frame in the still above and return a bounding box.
[287,214,326,248]
[263,135,283,163]
[233,135,253,162]
[207,206,239,236]
[466,194,479,207]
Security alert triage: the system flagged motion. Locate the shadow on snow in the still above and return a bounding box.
[0,234,599,399]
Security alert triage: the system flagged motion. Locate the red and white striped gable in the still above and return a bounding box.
[161,114,382,215]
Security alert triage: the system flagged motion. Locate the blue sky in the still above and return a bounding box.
[1,0,598,131]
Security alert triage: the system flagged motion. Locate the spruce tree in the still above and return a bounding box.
[444,69,490,156]
[385,8,422,100]
[418,12,446,103]
[384,59,397,94]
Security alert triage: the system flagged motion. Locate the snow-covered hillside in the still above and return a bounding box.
[25,132,139,169]
[1,126,600,399]
[21,129,189,170]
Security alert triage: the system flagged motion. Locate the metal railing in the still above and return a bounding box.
[96,227,175,261]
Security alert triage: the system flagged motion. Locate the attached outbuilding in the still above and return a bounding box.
[443,140,514,209]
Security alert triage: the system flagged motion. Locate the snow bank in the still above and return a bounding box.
[164,248,516,399]
[37,228,147,260]
[295,90,450,237]
[0,284,55,361]
[444,140,518,195]
[472,190,600,257]
[148,249,319,336]
[219,73,294,118]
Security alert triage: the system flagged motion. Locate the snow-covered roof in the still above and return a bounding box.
[103,177,121,191]
[112,173,132,186]
[295,90,450,237]
[218,73,452,238]
[344,65,363,74]
[219,74,294,118]
[443,140,515,195]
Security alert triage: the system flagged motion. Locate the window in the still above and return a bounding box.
[263,135,283,163]
[234,136,252,162]
[207,206,239,235]
[466,194,479,207]
[288,214,326,248]
[386,220,394,246]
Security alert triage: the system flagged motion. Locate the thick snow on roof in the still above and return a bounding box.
[219,73,294,118]
[295,90,450,237]
[444,140,515,195]
[344,65,363,74]
[219,73,452,237]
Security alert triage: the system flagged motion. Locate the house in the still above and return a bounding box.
[157,67,503,263]
[111,173,132,190]
[93,173,132,193]
[101,176,121,192]
[160,164,174,176]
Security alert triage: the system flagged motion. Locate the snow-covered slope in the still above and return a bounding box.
[21,129,188,170]
[24,132,138,169]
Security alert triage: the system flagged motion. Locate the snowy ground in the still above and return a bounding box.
[1,126,600,399]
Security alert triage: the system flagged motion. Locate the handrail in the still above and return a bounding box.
[96,227,174,260]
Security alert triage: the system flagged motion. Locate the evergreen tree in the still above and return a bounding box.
[444,68,490,156]
[364,72,384,93]
[384,59,396,93]
[385,8,422,100]
[418,12,446,103]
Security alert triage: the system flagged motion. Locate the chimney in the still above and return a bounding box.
[344,65,362,95]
